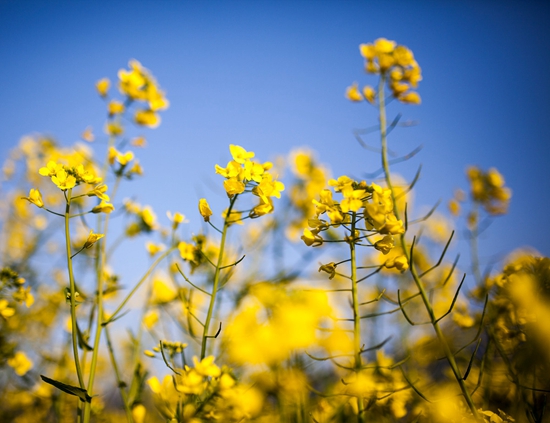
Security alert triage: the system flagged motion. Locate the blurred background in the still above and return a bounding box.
[1,0,549,276]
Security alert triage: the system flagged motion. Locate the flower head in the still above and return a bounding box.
[22,188,44,208]
[198,198,213,222]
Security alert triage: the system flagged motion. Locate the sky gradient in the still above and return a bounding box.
[1,0,549,277]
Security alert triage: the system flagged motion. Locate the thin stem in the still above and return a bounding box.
[83,130,117,423]
[377,74,480,420]
[200,194,238,359]
[64,188,86,390]
[349,212,365,423]
[104,323,134,422]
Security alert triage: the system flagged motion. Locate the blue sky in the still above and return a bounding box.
[1,0,549,278]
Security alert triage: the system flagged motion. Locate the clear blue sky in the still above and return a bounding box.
[1,0,549,275]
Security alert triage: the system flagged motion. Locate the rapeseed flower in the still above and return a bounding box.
[7,351,33,376]
[198,198,213,222]
[22,188,44,208]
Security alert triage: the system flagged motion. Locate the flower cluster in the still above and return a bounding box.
[38,160,102,191]
[466,166,511,215]
[346,37,421,105]
[96,59,169,129]
[302,176,404,248]
[214,144,284,218]
[147,355,263,422]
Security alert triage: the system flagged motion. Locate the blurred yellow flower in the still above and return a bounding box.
[8,351,33,376]
[151,279,177,304]
[345,82,363,102]
[135,109,160,128]
[96,78,110,97]
[92,200,115,214]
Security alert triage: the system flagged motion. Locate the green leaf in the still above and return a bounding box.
[76,320,93,351]
[40,375,91,403]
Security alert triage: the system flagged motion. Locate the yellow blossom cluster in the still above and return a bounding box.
[346,37,421,105]
[214,144,285,218]
[302,176,404,249]
[38,160,102,191]
[146,355,262,421]
[96,59,168,129]
[123,199,158,235]
[466,166,511,215]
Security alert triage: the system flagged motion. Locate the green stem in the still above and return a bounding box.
[82,132,117,423]
[377,74,480,420]
[64,188,86,390]
[469,204,483,285]
[105,322,134,423]
[200,194,238,360]
[349,212,365,423]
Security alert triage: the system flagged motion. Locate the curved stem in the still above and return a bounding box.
[349,212,365,423]
[377,74,480,420]
[200,194,238,360]
[64,188,86,390]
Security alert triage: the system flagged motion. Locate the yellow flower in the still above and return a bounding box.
[301,228,323,247]
[363,86,376,104]
[374,37,396,54]
[398,91,421,104]
[131,136,147,147]
[178,241,195,261]
[96,78,110,97]
[384,255,409,272]
[105,121,124,136]
[448,198,460,216]
[380,214,405,235]
[146,242,165,256]
[92,200,115,214]
[393,45,415,67]
[223,208,244,225]
[250,197,274,218]
[345,82,363,102]
[359,43,376,60]
[192,355,221,377]
[143,310,159,329]
[223,178,246,197]
[22,188,44,208]
[140,206,158,230]
[151,279,177,304]
[117,150,134,166]
[87,184,110,201]
[253,174,285,201]
[81,126,94,142]
[319,262,337,279]
[83,230,104,249]
[0,299,15,318]
[135,109,160,128]
[39,160,60,177]
[13,286,34,308]
[229,144,255,164]
[340,186,366,213]
[51,167,77,190]
[132,404,147,423]
[198,198,213,222]
[374,235,394,254]
[108,100,125,115]
[8,351,33,376]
